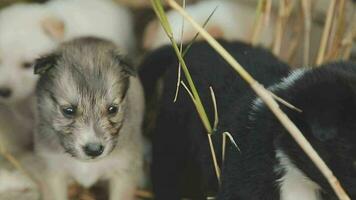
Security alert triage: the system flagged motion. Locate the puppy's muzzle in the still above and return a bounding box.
[83,143,104,158]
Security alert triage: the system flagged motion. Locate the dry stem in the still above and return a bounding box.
[341,4,356,60]
[272,0,294,55]
[250,0,272,45]
[326,0,346,61]
[316,0,337,65]
[286,12,303,63]
[301,0,311,66]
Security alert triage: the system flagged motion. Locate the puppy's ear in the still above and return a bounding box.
[138,45,176,98]
[310,124,338,142]
[34,54,60,75]
[112,53,137,77]
[207,25,224,39]
[111,53,135,99]
[41,16,65,41]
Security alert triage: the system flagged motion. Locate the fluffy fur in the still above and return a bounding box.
[46,0,135,53]
[0,0,134,153]
[143,0,274,50]
[35,37,144,200]
[139,40,290,199]
[218,61,356,200]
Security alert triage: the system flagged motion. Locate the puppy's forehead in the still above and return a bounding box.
[60,38,120,71]
[52,39,127,104]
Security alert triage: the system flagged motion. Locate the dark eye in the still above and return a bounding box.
[61,106,76,118]
[22,62,33,69]
[107,105,119,115]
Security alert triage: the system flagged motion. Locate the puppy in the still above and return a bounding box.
[0,3,54,153]
[46,0,135,53]
[0,0,134,152]
[34,37,144,200]
[218,61,356,200]
[139,40,290,199]
[143,0,275,50]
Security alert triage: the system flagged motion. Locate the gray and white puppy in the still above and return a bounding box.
[34,37,144,200]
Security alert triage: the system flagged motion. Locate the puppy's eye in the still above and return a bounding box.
[107,105,119,115]
[22,62,33,69]
[61,106,76,118]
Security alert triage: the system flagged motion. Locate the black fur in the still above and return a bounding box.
[139,40,290,199]
[218,61,356,200]
[33,53,60,75]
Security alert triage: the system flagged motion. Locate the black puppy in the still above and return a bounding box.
[218,61,356,200]
[139,40,290,199]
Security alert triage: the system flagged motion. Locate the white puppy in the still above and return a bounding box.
[0,4,55,153]
[46,0,135,53]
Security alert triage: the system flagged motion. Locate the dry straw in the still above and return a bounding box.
[272,0,294,56]
[341,1,356,60]
[163,0,351,199]
[250,0,272,45]
[316,0,337,65]
[301,0,311,66]
[326,0,346,61]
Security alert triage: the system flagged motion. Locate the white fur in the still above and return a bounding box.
[143,0,275,50]
[46,0,135,53]
[249,69,307,120]
[269,69,307,92]
[42,149,136,188]
[276,150,321,200]
[0,4,56,104]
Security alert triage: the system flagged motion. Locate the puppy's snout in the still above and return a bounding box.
[0,88,12,98]
[83,143,104,157]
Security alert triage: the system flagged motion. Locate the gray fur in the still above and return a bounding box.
[34,37,144,200]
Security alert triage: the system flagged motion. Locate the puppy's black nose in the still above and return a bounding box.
[83,143,104,157]
[0,88,12,98]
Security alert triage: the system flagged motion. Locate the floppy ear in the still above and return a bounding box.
[41,16,65,41]
[111,53,135,99]
[112,53,137,77]
[138,45,176,98]
[34,54,60,75]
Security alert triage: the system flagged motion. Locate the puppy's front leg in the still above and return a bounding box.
[42,171,68,200]
[109,174,137,200]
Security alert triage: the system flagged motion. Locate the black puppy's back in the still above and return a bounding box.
[139,40,290,199]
